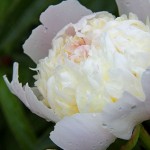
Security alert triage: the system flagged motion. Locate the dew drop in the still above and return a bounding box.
[92,145,96,150]
[102,123,107,128]
[131,105,136,109]
[44,27,48,33]
[99,141,103,145]
[125,1,130,7]
[45,27,48,30]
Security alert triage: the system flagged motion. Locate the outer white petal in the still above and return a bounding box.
[98,69,150,139]
[23,25,52,64]
[23,0,92,63]
[3,62,59,123]
[116,0,150,22]
[50,114,116,150]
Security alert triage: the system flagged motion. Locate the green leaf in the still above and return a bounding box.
[139,125,150,150]
[0,0,58,54]
[121,125,141,150]
[34,125,60,150]
[0,74,37,150]
[80,0,118,15]
[107,138,128,150]
[0,0,33,42]
[0,1,35,52]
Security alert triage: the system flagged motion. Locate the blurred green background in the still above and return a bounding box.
[0,0,149,150]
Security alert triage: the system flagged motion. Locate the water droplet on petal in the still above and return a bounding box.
[131,105,136,109]
[102,123,107,128]
[125,1,130,7]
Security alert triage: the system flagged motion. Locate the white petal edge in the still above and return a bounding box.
[50,113,116,150]
[23,0,92,63]
[116,0,150,22]
[97,68,150,139]
[3,62,60,123]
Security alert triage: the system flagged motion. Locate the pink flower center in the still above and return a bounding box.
[65,37,89,63]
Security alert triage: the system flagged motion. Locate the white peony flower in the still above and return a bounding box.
[4,0,150,150]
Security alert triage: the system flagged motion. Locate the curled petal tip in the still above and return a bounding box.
[4,62,60,123]
[23,0,92,63]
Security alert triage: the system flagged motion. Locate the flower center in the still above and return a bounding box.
[35,12,150,118]
[64,36,89,63]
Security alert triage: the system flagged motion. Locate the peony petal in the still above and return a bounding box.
[23,25,52,64]
[98,69,150,140]
[141,68,150,115]
[116,0,150,22]
[3,63,59,122]
[50,113,116,150]
[24,84,60,122]
[23,0,92,63]
[40,0,92,34]
[3,63,29,107]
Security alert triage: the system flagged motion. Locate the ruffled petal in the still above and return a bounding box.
[23,0,92,63]
[98,69,150,139]
[50,113,116,150]
[50,69,150,150]
[116,0,150,22]
[3,62,59,122]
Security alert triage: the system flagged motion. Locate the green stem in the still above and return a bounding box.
[139,125,150,150]
[121,125,141,150]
